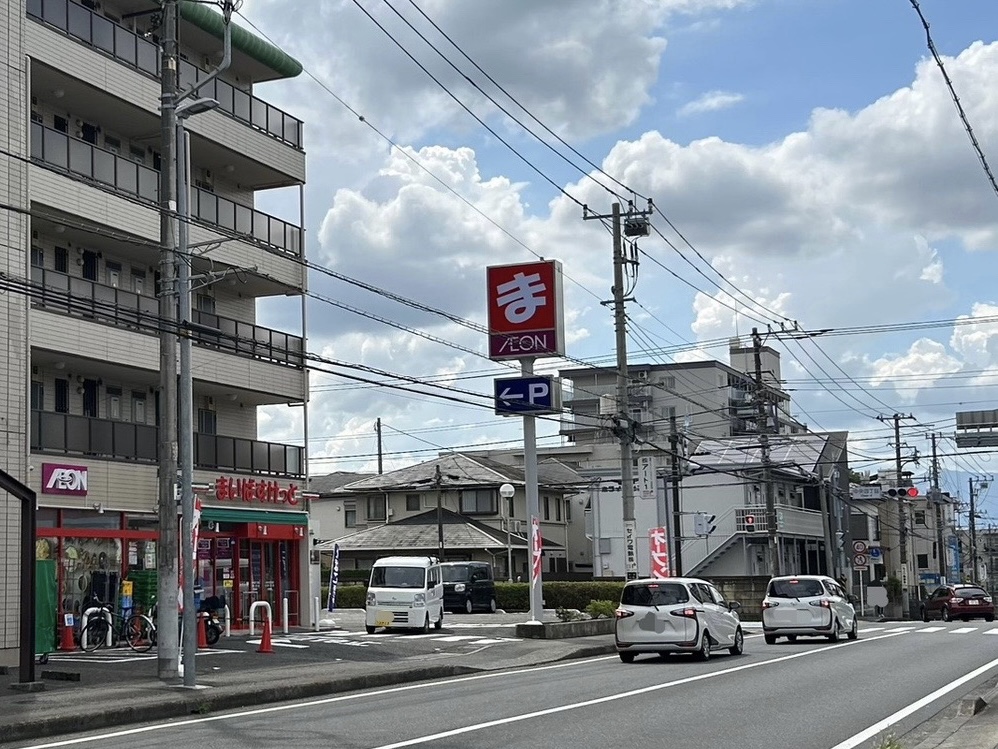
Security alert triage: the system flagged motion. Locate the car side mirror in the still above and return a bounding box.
[727,601,741,611]
[847,594,859,605]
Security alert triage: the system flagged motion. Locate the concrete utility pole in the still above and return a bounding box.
[930,433,945,580]
[884,412,915,616]
[752,328,780,576]
[375,418,383,475]
[157,0,180,682]
[669,415,683,577]
[970,477,978,584]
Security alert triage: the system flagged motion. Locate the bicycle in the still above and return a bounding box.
[80,601,156,654]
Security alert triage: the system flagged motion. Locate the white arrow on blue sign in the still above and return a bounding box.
[494,376,562,416]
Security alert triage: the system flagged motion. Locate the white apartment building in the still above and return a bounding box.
[1,0,308,657]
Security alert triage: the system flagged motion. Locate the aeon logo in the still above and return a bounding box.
[41,463,88,495]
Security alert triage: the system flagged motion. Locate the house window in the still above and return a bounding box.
[55,247,68,273]
[107,387,122,420]
[917,553,929,569]
[344,504,357,528]
[406,494,420,511]
[543,496,550,521]
[30,246,43,268]
[55,379,69,413]
[106,261,121,288]
[556,498,562,522]
[197,408,217,434]
[30,382,43,411]
[914,510,926,526]
[132,271,145,295]
[506,495,514,518]
[132,392,146,423]
[196,294,216,314]
[367,496,386,521]
[566,498,572,522]
[459,489,496,515]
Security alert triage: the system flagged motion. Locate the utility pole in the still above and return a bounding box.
[930,433,945,580]
[969,477,978,584]
[669,415,683,577]
[882,412,915,617]
[375,418,383,475]
[752,328,779,576]
[435,464,444,557]
[157,0,180,683]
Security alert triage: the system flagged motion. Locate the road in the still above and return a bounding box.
[16,622,998,749]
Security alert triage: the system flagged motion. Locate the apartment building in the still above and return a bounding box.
[1,0,308,655]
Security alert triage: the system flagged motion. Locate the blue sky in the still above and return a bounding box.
[245,0,998,521]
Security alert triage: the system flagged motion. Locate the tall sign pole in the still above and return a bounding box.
[487,260,565,624]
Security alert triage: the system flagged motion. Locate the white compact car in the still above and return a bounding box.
[615,577,744,663]
[761,574,858,643]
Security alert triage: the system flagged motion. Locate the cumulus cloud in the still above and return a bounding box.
[678,90,746,116]
[950,303,998,369]
[868,339,962,401]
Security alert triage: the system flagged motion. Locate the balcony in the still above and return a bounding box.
[31,410,304,478]
[29,267,304,368]
[30,122,302,256]
[26,0,303,149]
[735,507,824,537]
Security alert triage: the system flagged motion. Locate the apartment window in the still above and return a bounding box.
[30,246,43,268]
[543,496,551,521]
[555,498,562,522]
[107,387,122,420]
[55,379,69,413]
[30,382,43,411]
[565,498,572,522]
[197,408,217,434]
[914,510,926,526]
[367,496,386,521]
[106,261,121,288]
[344,505,357,528]
[132,392,146,424]
[129,146,146,165]
[459,489,496,515]
[132,270,145,295]
[196,294,216,314]
[916,553,929,570]
[55,247,68,273]
[506,495,514,518]
[54,115,68,133]
[406,494,420,511]
[104,135,121,154]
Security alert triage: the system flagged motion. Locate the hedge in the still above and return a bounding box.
[321,581,625,612]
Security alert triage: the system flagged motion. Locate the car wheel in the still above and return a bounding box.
[987,615,995,622]
[365,626,376,634]
[619,652,635,664]
[489,598,497,614]
[420,615,430,634]
[728,627,744,656]
[829,620,843,642]
[764,634,777,645]
[434,610,443,630]
[464,598,474,615]
[922,607,930,623]
[962,616,970,622]
[787,635,797,643]
[942,606,952,622]
[695,632,711,661]
[847,618,858,640]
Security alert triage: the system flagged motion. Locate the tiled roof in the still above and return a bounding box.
[309,471,376,495]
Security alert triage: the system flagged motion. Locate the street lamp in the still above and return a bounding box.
[499,483,515,583]
[176,96,219,689]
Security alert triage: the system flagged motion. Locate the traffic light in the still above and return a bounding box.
[886,487,920,498]
[835,531,845,550]
[744,513,757,532]
[694,512,717,536]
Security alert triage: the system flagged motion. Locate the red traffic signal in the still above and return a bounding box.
[886,487,919,497]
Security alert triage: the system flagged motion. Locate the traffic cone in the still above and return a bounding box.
[257,617,274,654]
[198,613,209,649]
[60,624,76,651]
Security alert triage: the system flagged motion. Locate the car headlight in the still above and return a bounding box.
[366,591,376,606]
[413,592,426,606]
[454,583,466,593]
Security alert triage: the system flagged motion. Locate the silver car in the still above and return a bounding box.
[762,575,859,643]
[614,577,744,663]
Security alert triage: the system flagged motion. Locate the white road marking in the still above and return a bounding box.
[21,631,913,749]
[883,627,917,633]
[859,627,884,633]
[830,655,998,749]
[918,626,946,633]
[949,627,977,634]
[430,635,485,642]
[984,629,998,635]
[246,639,309,650]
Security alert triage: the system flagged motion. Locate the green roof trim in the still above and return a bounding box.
[201,507,308,525]
[179,1,303,80]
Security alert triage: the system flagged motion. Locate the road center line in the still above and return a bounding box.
[830,654,998,749]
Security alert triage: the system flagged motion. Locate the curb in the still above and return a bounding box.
[8,664,481,743]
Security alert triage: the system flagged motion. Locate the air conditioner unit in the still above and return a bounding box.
[387,509,394,517]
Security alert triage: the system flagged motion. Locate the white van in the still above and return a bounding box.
[365,556,445,634]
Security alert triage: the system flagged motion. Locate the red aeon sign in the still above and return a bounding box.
[486,260,564,360]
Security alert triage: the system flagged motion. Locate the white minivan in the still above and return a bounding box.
[365,556,445,634]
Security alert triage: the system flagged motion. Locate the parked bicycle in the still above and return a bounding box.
[80,600,156,654]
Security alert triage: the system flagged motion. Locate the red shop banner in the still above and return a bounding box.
[215,477,300,506]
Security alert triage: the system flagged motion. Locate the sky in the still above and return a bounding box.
[233,0,998,522]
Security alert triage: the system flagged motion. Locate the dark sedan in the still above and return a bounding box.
[921,584,995,622]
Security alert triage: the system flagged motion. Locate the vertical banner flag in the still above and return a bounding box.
[179,496,203,613]
[649,526,671,578]
[531,517,543,585]
[327,543,341,612]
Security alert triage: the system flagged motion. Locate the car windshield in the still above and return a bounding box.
[621,582,690,607]
[957,587,989,597]
[371,566,426,588]
[441,565,471,583]
[768,579,825,598]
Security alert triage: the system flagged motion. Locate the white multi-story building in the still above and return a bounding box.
[1,0,308,658]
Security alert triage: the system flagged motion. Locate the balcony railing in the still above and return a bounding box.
[735,506,825,537]
[30,267,305,368]
[31,411,305,478]
[27,0,303,149]
[30,122,302,256]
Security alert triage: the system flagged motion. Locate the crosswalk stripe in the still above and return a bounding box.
[860,627,884,633]
[984,629,998,635]
[950,627,978,634]
[883,627,917,633]
[430,635,484,642]
[919,626,946,633]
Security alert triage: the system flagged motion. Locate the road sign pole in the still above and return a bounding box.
[521,358,544,625]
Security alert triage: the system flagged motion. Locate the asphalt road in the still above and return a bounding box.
[16,621,998,749]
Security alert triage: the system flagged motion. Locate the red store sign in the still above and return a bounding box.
[486,260,564,360]
[215,477,299,506]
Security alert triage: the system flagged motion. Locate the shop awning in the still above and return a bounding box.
[179,1,303,80]
[200,507,308,526]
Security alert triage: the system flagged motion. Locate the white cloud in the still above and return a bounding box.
[867,339,962,401]
[950,303,998,369]
[678,90,746,116]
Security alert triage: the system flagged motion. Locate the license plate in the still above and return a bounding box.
[969,600,980,605]
[375,611,393,626]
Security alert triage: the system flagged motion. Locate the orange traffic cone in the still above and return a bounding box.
[257,617,274,654]
[198,613,209,649]
[60,624,76,651]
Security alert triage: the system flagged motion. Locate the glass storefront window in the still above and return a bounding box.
[37,507,58,527]
[59,536,122,617]
[61,508,121,530]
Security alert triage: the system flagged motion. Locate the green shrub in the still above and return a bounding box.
[585,600,618,619]
[494,581,624,611]
[322,583,368,609]
[555,607,585,622]
[496,582,530,611]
